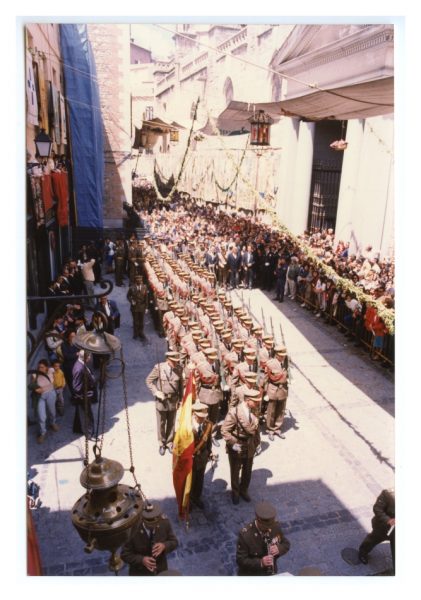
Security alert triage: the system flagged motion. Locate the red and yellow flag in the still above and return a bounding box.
[172,372,196,519]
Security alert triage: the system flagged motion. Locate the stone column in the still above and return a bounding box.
[273,116,299,225]
[289,120,315,234]
[335,119,364,254]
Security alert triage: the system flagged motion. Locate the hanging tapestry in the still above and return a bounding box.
[26,51,38,126]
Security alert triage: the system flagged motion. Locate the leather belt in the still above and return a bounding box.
[200,384,217,390]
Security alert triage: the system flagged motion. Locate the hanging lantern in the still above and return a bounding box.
[170,129,179,143]
[34,128,53,158]
[71,320,148,574]
[248,109,273,146]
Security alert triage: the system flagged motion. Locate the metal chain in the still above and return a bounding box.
[99,358,107,453]
[120,347,147,503]
[83,353,89,466]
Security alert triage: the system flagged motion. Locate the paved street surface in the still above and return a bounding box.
[27,277,395,578]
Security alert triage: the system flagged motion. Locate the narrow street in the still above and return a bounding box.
[27,280,394,576]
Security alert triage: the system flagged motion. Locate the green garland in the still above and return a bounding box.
[272,216,395,334]
[213,138,248,192]
[151,98,200,202]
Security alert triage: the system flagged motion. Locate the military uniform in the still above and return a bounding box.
[263,356,288,438]
[197,351,223,425]
[221,390,261,503]
[236,502,290,576]
[121,502,178,576]
[114,242,126,286]
[190,402,213,508]
[127,278,148,339]
[359,488,395,568]
[146,354,182,453]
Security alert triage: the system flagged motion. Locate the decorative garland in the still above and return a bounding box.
[271,215,395,334]
[213,138,249,192]
[206,110,395,333]
[151,98,200,202]
[154,158,172,184]
[153,166,175,198]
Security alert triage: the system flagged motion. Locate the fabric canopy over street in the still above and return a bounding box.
[216,77,393,131]
[142,117,177,132]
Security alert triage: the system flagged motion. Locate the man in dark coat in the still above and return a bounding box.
[127,275,148,340]
[358,488,395,569]
[71,350,97,436]
[236,501,290,575]
[121,502,178,576]
[95,295,120,334]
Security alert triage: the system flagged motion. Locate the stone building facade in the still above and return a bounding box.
[87,24,132,227]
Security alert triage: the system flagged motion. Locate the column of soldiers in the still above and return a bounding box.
[142,243,290,508]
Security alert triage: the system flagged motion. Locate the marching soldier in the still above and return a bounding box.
[128,240,140,284]
[221,388,261,504]
[146,351,182,455]
[196,347,223,427]
[236,501,290,576]
[114,239,126,286]
[232,347,258,388]
[262,352,288,441]
[222,351,240,406]
[190,401,213,509]
[127,275,148,340]
[231,371,259,407]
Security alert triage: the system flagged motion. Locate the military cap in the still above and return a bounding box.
[213,320,224,328]
[192,331,203,339]
[223,300,233,307]
[166,352,180,361]
[192,401,209,417]
[252,325,263,334]
[274,345,288,355]
[244,372,258,382]
[180,314,189,321]
[168,300,178,307]
[262,335,274,342]
[232,339,245,348]
[204,348,218,358]
[221,331,232,339]
[243,347,257,356]
[198,338,211,347]
[191,294,199,301]
[142,502,162,522]
[175,308,185,316]
[240,315,253,324]
[233,307,244,314]
[255,501,277,522]
[244,389,261,401]
[188,321,198,328]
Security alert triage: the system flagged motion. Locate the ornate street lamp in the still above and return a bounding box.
[248,109,273,147]
[34,128,53,159]
[170,128,179,143]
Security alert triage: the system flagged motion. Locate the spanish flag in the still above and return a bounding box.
[172,372,196,519]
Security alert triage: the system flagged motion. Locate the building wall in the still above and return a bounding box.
[88,24,132,225]
[25,23,67,160]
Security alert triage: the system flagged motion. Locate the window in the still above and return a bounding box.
[145,106,154,120]
[223,77,234,107]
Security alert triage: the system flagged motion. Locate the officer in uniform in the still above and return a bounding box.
[232,372,259,407]
[128,240,140,284]
[190,401,213,509]
[121,502,178,576]
[358,488,395,569]
[197,347,223,427]
[146,351,182,455]
[263,352,288,441]
[236,501,290,576]
[127,275,148,340]
[221,388,261,504]
[114,239,126,286]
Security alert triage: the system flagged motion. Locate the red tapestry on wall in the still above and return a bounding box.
[51,171,69,226]
[40,174,54,213]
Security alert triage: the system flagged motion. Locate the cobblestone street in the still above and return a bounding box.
[27,278,395,578]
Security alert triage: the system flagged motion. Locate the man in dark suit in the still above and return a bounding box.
[358,488,395,570]
[227,246,241,289]
[95,295,120,334]
[71,350,97,436]
[121,502,178,576]
[242,244,255,289]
